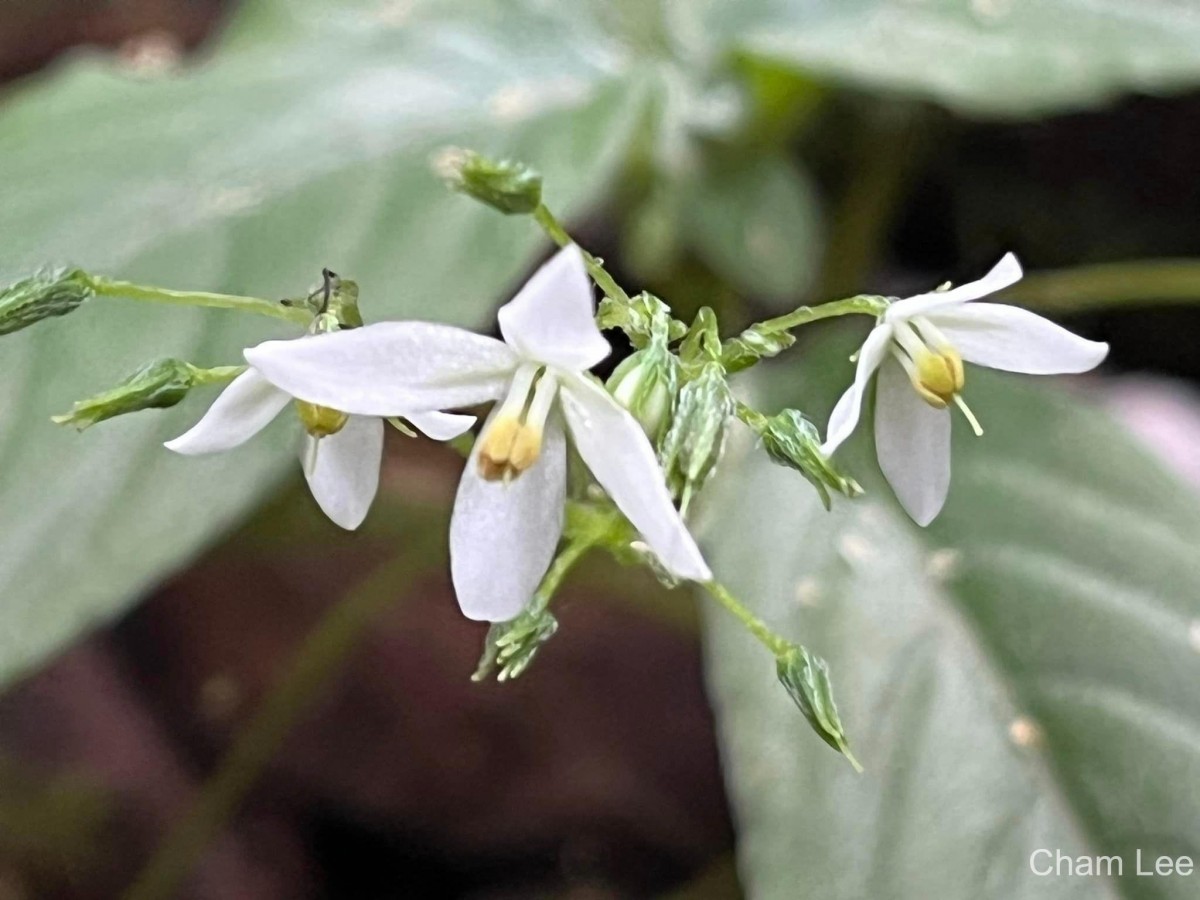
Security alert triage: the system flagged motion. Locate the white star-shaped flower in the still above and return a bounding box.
[821,253,1109,526]
[165,352,474,530]
[245,245,712,621]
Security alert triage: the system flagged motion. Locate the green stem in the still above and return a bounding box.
[533,203,633,305]
[89,276,310,325]
[533,533,597,611]
[187,364,246,386]
[121,552,424,900]
[703,580,790,657]
[754,294,888,334]
[1002,260,1200,313]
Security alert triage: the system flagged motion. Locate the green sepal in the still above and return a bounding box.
[776,644,862,772]
[596,291,685,348]
[472,604,559,683]
[755,409,862,510]
[678,307,722,365]
[438,148,543,215]
[0,268,94,336]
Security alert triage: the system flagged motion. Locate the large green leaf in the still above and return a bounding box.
[703,349,1200,898]
[0,1,651,688]
[677,0,1200,117]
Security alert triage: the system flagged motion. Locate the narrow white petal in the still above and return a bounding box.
[246,322,516,415]
[887,253,1023,320]
[164,369,290,455]
[449,412,566,622]
[301,415,384,530]
[874,358,951,527]
[928,303,1109,374]
[406,410,476,441]
[820,323,892,456]
[497,244,611,371]
[558,374,711,581]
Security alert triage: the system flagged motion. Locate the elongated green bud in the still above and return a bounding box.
[757,409,862,509]
[607,342,677,442]
[659,362,734,513]
[435,147,542,215]
[52,359,241,430]
[777,644,861,771]
[0,268,93,336]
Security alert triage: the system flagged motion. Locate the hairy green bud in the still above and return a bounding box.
[607,341,677,442]
[777,644,861,771]
[659,362,734,513]
[52,359,239,430]
[472,606,559,683]
[757,409,862,510]
[0,268,94,336]
[435,147,542,215]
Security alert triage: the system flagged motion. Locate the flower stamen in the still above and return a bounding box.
[296,400,349,438]
[478,364,557,483]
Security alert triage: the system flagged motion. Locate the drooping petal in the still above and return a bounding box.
[449,411,567,622]
[301,415,384,530]
[164,368,290,455]
[874,358,951,527]
[927,303,1109,375]
[497,244,611,372]
[820,322,892,456]
[406,410,476,441]
[886,253,1023,320]
[246,322,517,415]
[558,373,711,582]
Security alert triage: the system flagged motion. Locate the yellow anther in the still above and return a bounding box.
[912,346,965,407]
[296,400,349,438]
[477,414,543,482]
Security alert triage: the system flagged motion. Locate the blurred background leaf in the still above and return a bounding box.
[703,341,1200,899]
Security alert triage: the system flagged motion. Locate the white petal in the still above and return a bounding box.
[887,253,1023,320]
[301,415,384,530]
[406,410,476,441]
[558,374,711,582]
[927,303,1109,375]
[874,358,951,527]
[820,323,892,456]
[164,368,290,455]
[497,244,611,371]
[449,412,566,622]
[246,322,517,415]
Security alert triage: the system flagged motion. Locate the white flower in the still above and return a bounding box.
[821,253,1109,526]
[164,352,474,530]
[244,245,712,621]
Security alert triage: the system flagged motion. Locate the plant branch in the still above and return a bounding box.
[532,203,632,305]
[89,276,310,325]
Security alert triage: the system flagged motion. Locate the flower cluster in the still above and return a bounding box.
[0,154,1108,764]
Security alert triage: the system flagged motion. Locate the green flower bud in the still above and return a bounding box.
[0,268,93,336]
[757,409,862,510]
[607,342,677,442]
[659,362,734,513]
[52,358,201,430]
[777,644,861,771]
[435,147,542,215]
[472,605,559,683]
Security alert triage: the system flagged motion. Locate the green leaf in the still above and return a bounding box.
[689,0,1200,117]
[683,154,821,304]
[0,0,649,688]
[703,353,1200,898]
